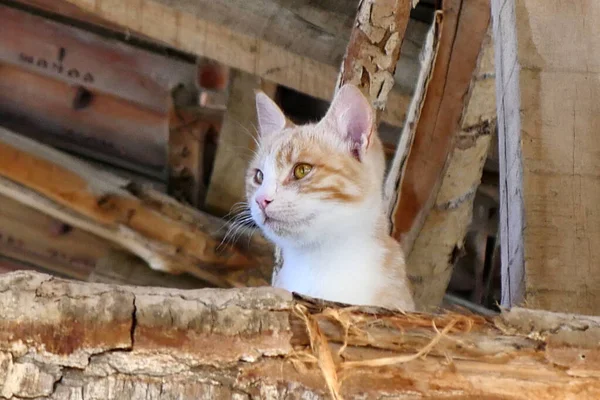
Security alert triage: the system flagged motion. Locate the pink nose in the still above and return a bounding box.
[256,194,273,211]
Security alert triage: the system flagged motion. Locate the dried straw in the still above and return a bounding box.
[292,304,464,400]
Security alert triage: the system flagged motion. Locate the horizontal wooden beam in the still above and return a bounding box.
[1,271,600,399]
[0,126,274,287]
[58,0,419,126]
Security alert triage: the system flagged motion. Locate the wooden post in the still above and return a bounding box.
[204,70,277,216]
[2,271,600,399]
[334,0,412,118]
[384,0,493,308]
[492,0,600,314]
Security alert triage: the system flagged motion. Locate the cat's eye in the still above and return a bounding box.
[254,169,264,185]
[293,163,313,180]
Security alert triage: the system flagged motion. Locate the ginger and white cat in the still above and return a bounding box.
[246,84,415,311]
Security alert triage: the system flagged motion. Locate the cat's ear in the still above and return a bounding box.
[255,91,286,137]
[324,84,374,156]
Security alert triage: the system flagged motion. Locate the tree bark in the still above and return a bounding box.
[1,271,600,399]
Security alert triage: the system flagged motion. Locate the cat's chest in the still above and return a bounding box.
[275,244,387,306]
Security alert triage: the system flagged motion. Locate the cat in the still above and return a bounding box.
[245,84,415,311]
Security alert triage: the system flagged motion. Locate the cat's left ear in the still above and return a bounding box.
[324,84,375,157]
[255,91,286,138]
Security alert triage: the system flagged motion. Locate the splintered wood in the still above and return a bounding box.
[0,126,274,287]
[2,271,600,399]
[493,0,600,314]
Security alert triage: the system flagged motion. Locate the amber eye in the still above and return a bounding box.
[293,163,313,180]
[254,169,264,185]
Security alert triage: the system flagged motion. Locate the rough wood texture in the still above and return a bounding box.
[205,72,275,216]
[0,4,196,115]
[2,271,600,399]
[0,127,274,287]
[0,193,116,280]
[493,0,600,313]
[0,62,169,175]
[60,0,417,127]
[406,28,496,309]
[335,0,412,119]
[386,0,491,256]
[89,249,209,288]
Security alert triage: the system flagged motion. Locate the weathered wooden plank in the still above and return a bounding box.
[168,110,215,207]
[0,126,274,287]
[89,249,209,288]
[0,62,169,174]
[59,0,421,127]
[204,71,270,216]
[0,4,197,114]
[0,194,115,280]
[386,0,491,257]
[2,271,600,399]
[493,0,600,314]
[405,25,496,309]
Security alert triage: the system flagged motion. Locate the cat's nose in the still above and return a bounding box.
[256,195,273,211]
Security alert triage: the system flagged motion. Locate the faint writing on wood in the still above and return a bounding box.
[18,47,95,84]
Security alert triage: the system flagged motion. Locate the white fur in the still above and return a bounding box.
[248,84,412,309]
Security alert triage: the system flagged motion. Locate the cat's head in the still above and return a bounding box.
[245,84,386,248]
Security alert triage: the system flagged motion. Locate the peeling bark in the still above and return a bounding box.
[2,271,600,399]
[335,0,413,121]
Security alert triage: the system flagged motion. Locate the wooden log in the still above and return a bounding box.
[89,249,209,288]
[404,27,497,309]
[0,62,169,175]
[168,109,214,207]
[492,0,600,314]
[204,71,277,216]
[59,0,419,127]
[1,270,600,399]
[0,4,197,115]
[334,0,412,120]
[0,126,274,287]
[386,0,491,256]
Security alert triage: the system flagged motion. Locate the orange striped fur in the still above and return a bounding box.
[245,84,414,310]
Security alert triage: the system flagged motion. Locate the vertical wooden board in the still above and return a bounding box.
[204,71,270,216]
[169,111,214,207]
[493,0,600,313]
[388,0,492,255]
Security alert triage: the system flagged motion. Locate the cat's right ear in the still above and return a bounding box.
[255,91,286,137]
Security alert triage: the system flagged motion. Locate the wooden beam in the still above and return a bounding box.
[385,0,491,256]
[492,0,600,314]
[58,0,416,127]
[2,271,600,399]
[204,71,276,216]
[0,4,196,115]
[334,0,412,120]
[0,126,274,287]
[89,249,210,288]
[405,27,496,309]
